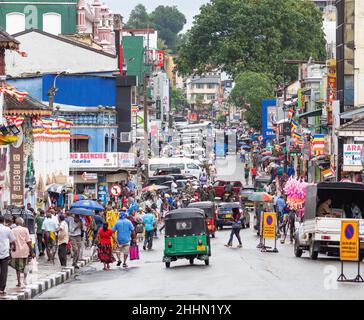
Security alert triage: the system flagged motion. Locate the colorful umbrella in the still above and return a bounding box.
[71,200,104,211]
[262,151,272,156]
[248,192,273,202]
[68,208,95,216]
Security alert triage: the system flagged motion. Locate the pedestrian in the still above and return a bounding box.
[171,180,178,195]
[225,210,243,248]
[93,211,103,246]
[68,214,83,269]
[250,166,257,185]
[201,185,209,201]
[244,163,250,185]
[57,215,69,267]
[142,208,156,251]
[112,210,135,268]
[96,222,116,270]
[9,217,35,287]
[208,184,216,202]
[199,171,208,186]
[106,202,118,250]
[42,211,58,262]
[35,209,45,257]
[0,215,16,295]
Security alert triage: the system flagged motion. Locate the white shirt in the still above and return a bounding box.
[171,182,178,193]
[0,224,16,259]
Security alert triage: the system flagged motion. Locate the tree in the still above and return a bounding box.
[150,6,187,52]
[176,0,326,83]
[229,71,275,130]
[171,88,188,113]
[125,4,151,29]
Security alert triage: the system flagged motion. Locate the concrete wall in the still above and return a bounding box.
[5,30,117,76]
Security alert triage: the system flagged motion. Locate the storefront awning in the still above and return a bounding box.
[298,109,322,119]
[71,135,89,140]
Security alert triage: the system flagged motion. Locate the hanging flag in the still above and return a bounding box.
[5,116,24,127]
[0,84,28,102]
[293,132,302,139]
[290,119,298,129]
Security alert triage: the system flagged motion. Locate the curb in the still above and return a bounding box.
[0,256,92,300]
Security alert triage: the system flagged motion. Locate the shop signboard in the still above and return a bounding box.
[70,152,135,169]
[343,144,362,166]
[9,143,24,206]
[261,99,277,140]
[98,184,108,206]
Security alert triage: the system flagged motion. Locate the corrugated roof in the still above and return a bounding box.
[337,116,364,132]
[3,93,52,116]
[191,77,220,84]
[0,28,20,50]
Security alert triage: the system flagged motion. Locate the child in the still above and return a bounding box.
[135,216,144,243]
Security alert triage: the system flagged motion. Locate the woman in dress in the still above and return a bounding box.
[96,223,116,270]
[9,217,35,287]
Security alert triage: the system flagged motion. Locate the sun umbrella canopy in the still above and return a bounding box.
[248,192,273,202]
[68,208,95,216]
[142,184,169,193]
[71,200,104,211]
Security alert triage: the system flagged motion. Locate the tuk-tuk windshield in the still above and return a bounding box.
[165,218,206,236]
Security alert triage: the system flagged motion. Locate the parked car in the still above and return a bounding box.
[146,175,175,187]
[213,180,243,198]
[216,202,250,229]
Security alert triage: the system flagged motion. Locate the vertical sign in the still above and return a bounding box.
[263,212,276,239]
[340,220,359,261]
[215,129,225,157]
[150,121,159,157]
[155,50,165,68]
[9,143,24,206]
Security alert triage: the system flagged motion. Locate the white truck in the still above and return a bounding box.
[294,182,364,260]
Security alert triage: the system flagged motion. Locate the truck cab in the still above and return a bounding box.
[294,182,364,260]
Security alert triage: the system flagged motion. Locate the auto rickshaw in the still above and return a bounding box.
[187,201,217,238]
[163,208,211,268]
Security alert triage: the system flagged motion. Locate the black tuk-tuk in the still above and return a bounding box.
[217,202,250,229]
[1,206,36,244]
[187,201,217,238]
[163,208,211,268]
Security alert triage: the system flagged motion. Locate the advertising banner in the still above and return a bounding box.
[261,99,277,140]
[343,144,362,166]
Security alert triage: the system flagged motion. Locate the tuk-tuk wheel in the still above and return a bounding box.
[189,258,194,265]
[165,262,171,268]
[205,259,209,266]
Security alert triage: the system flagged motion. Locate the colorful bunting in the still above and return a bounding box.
[0,84,28,102]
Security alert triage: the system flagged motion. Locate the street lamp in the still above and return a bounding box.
[48,70,68,111]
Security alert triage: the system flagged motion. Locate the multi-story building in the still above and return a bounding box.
[186,73,222,112]
[0,0,117,53]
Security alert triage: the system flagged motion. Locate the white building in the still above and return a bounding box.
[5,29,117,77]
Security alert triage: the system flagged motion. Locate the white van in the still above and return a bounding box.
[148,157,202,178]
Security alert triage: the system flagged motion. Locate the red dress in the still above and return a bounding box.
[97,228,115,264]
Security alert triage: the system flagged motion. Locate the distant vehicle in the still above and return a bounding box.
[154,167,182,176]
[239,187,256,211]
[146,175,175,187]
[148,157,202,178]
[188,201,217,238]
[216,202,250,229]
[213,180,242,198]
[294,182,364,261]
[254,175,271,192]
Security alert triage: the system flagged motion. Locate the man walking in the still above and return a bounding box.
[68,215,83,269]
[42,212,58,262]
[251,166,257,185]
[57,215,69,267]
[244,163,250,185]
[112,210,135,268]
[0,215,16,295]
[35,209,45,256]
[142,208,156,251]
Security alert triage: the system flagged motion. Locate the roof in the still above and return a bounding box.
[165,208,206,220]
[191,76,220,84]
[337,116,364,132]
[340,107,364,120]
[0,28,20,50]
[187,201,214,208]
[12,29,116,58]
[315,182,364,191]
[3,93,52,116]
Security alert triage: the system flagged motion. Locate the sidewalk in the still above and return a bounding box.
[0,247,93,300]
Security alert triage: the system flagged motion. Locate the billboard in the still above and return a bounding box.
[343,144,362,166]
[262,99,277,140]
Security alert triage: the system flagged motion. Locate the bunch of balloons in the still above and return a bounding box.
[284,177,307,211]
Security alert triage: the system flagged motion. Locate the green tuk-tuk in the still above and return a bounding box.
[163,208,211,268]
[254,175,271,192]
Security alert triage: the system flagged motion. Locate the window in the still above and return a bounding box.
[6,13,25,34]
[150,164,163,171]
[176,221,192,230]
[187,163,199,170]
[195,83,204,89]
[206,94,216,100]
[104,134,109,152]
[207,83,215,89]
[43,13,61,35]
[70,140,88,152]
[111,133,115,151]
[170,163,185,170]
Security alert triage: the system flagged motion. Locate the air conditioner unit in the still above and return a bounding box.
[120,132,131,142]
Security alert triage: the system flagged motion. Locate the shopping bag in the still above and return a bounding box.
[129,244,139,260]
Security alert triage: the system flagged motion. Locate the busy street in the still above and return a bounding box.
[1,0,364,303]
[35,155,364,300]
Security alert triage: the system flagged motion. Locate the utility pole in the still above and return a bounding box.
[143,27,150,177]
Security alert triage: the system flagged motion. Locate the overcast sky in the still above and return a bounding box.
[106,0,209,32]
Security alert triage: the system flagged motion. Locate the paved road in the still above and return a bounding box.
[37,155,364,300]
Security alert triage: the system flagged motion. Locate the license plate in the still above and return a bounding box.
[197,245,206,251]
[245,202,254,206]
[360,242,364,249]
[225,214,232,218]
